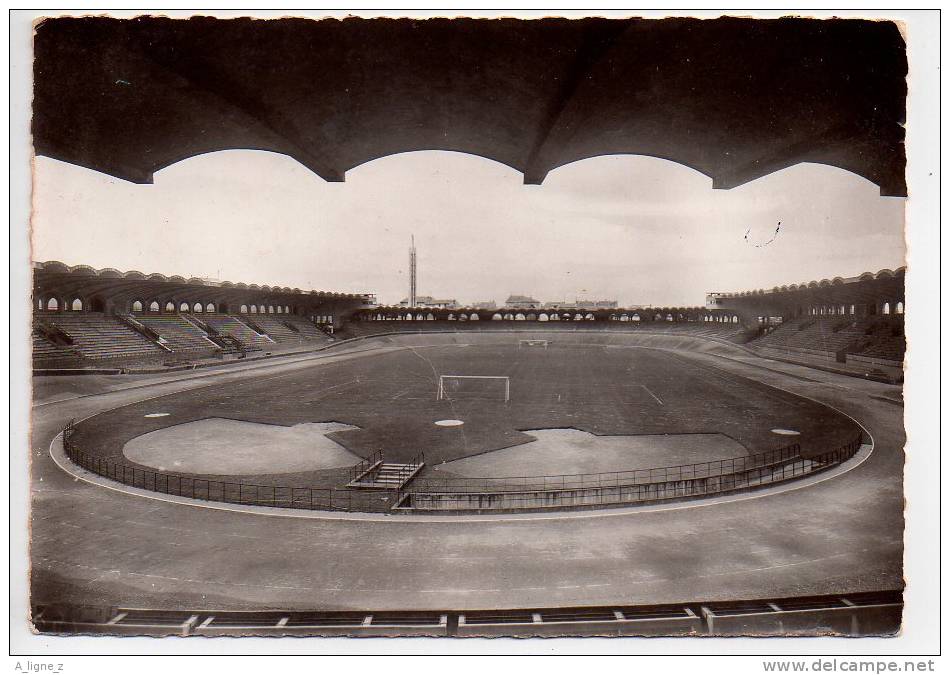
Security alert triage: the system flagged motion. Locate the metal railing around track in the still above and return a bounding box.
[62,420,377,512]
[408,443,804,494]
[61,419,863,514]
[397,436,865,512]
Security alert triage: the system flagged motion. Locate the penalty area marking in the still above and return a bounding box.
[435,419,464,427]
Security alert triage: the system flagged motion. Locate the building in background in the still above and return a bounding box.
[505,295,541,309]
[545,299,618,310]
[399,296,458,309]
[706,292,728,310]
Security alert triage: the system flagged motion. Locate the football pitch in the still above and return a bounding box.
[68,334,862,492]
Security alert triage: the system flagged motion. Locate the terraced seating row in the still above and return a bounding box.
[281,315,333,340]
[32,311,340,366]
[755,318,868,354]
[200,315,274,350]
[247,316,305,342]
[134,314,219,351]
[37,313,165,360]
[855,336,905,362]
[32,331,78,359]
[754,317,905,366]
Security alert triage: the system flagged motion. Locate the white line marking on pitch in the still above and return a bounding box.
[640,384,663,405]
[301,378,362,403]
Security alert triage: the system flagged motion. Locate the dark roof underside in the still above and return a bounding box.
[33,16,907,196]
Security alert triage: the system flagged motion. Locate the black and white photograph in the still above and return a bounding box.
[10,7,942,659]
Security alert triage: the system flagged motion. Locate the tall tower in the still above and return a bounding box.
[409,235,417,307]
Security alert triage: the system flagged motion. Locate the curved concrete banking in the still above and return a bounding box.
[49,431,873,523]
[30,331,904,612]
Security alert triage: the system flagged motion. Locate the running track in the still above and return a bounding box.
[29,333,904,612]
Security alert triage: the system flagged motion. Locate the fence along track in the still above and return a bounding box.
[61,419,379,512]
[407,443,804,493]
[61,419,863,514]
[396,436,862,512]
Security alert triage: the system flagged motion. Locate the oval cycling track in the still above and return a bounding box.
[29,335,904,612]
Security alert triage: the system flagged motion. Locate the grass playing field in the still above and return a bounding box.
[68,334,862,492]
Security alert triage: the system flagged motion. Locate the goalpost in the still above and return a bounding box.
[518,339,549,349]
[438,375,510,402]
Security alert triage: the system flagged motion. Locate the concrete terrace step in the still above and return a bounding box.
[347,462,425,490]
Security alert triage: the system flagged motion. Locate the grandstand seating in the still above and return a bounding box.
[854,335,906,362]
[245,314,334,343]
[200,315,274,350]
[38,312,165,360]
[31,310,339,367]
[281,315,333,340]
[752,317,905,364]
[135,314,220,352]
[32,330,78,360]
[754,318,869,354]
[247,316,309,343]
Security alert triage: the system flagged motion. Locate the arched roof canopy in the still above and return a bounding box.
[32,16,907,196]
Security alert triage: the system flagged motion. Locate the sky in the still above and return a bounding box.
[31,150,905,308]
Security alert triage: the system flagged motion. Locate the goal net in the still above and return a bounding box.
[518,339,549,349]
[438,375,510,402]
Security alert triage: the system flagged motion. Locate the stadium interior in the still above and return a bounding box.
[27,15,908,638]
[33,260,904,382]
[31,259,905,634]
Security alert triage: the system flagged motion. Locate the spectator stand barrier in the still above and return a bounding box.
[61,420,863,515]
